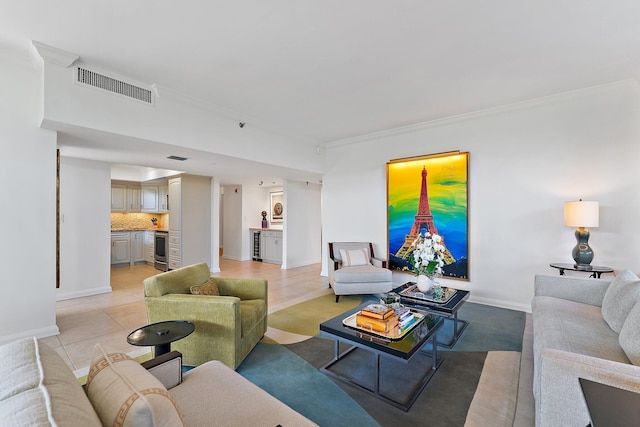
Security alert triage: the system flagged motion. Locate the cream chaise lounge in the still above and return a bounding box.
[0,336,316,426]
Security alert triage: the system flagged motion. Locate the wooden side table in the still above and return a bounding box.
[549,263,613,279]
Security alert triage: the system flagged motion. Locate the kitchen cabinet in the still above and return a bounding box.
[158,185,169,213]
[111,184,127,212]
[250,229,282,265]
[141,186,158,212]
[166,175,211,270]
[263,230,283,265]
[111,232,130,265]
[128,184,142,212]
[131,231,145,263]
[144,231,154,264]
[111,181,143,213]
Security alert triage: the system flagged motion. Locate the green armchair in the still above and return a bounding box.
[143,263,268,369]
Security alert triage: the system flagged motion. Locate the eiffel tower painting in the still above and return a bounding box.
[394,166,456,265]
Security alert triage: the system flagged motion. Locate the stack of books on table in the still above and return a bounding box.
[356,305,399,332]
[396,307,418,331]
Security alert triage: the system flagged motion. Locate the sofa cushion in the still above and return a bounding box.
[339,248,369,266]
[619,301,640,365]
[334,264,392,283]
[601,269,640,333]
[0,337,102,427]
[85,344,185,427]
[190,278,220,296]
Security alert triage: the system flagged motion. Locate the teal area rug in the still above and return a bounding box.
[237,341,378,427]
[237,301,525,427]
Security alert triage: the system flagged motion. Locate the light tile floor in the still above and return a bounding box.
[42,259,331,375]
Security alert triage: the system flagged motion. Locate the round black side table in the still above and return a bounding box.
[127,320,195,356]
[549,263,614,279]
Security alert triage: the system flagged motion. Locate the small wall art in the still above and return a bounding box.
[387,151,469,280]
[270,191,284,224]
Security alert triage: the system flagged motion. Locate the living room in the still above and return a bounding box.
[2,2,640,425]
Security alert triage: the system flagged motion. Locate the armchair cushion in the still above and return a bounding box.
[190,279,220,296]
[85,344,185,427]
[335,264,392,283]
[602,269,640,333]
[339,248,369,266]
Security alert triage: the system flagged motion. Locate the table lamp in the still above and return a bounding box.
[564,200,599,269]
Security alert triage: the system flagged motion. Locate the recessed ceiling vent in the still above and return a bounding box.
[167,155,188,161]
[76,67,152,104]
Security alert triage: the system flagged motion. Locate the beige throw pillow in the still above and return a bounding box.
[340,248,370,266]
[85,344,185,427]
[601,269,640,333]
[190,278,220,296]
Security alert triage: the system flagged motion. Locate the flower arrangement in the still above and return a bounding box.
[409,232,445,278]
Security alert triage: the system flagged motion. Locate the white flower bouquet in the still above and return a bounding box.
[409,231,445,277]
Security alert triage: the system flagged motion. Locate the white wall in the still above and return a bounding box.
[322,80,640,311]
[284,180,322,269]
[0,56,59,343]
[58,157,112,300]
[221,185,244,261]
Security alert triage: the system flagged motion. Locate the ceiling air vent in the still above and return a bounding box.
[167,155,188,161]
[76,67,153,104]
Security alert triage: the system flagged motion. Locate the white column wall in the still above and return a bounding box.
[284,180,322,269]
[58,157,112,300]
[322,80,640,311]
[0,57,59,342]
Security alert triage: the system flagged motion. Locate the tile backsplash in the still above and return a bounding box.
[111,213,168,229]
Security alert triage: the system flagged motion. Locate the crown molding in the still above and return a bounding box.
[31,41,79,67]
[326,79,639,148]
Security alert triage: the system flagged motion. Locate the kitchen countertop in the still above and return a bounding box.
[111,228,168,232]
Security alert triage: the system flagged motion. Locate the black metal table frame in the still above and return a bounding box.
[320,318,443,412]
[394,283,470,349]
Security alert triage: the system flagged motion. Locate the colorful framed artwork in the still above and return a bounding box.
[387,151,469,280]
[270,191,284,224]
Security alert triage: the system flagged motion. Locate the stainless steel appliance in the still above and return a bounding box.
[154,230,169,271]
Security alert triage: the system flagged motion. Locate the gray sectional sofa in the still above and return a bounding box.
[532,271,640,426]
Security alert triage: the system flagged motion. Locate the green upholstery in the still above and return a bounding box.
[143,263,268,370]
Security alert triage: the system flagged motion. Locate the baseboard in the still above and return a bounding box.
[285,258,322,269]
[0,325,60,346]
[56,286,112,301]
[467,295,531,313]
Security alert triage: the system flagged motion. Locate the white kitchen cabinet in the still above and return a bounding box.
[111,184,127,212]
[144,231,154,264]
[131,231,145,264]
[111,232,130,265]
[263,230,283,265]
[141,186,158,212]
[158,185,169,213]
[128,184,142,212]
[166,175,211,270]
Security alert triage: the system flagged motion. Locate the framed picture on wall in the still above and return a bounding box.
[387,151,469,280]
[270,191,284,224]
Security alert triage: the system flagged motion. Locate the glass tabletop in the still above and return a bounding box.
[392,282,469,315]
[319,303,442,360]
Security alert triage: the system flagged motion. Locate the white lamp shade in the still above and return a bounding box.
[564,200,599,228]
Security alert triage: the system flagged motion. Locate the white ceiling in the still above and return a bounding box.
[1,1,640,181]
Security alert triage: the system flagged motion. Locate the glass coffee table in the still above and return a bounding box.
[319,303,443,411]
[392,282,470,348]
